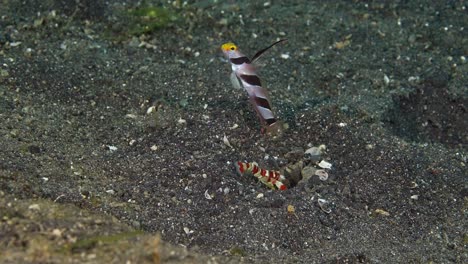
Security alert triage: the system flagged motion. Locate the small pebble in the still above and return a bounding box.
[28,204,40,210]
[301,166,316,181]
[177,118,186,124]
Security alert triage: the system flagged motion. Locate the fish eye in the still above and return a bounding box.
[221,42,237,52]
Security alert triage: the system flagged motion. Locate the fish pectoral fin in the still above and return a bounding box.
[230,72,243,89]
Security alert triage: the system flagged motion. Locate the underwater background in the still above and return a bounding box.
[1,1,466,263]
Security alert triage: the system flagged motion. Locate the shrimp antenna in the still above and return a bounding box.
[250,39,287,63]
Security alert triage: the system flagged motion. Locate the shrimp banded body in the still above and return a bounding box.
[221,40,286,134]
[236,161,287,190]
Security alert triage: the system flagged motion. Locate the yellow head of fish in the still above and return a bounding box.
[221,42,237,52]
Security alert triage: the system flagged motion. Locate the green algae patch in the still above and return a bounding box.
[127,6,178,35]
[0,193,236,263]
[105,5,179,41]
[68,230,144,253]
[229,246,247,257]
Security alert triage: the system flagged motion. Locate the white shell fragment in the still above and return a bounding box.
[177,118,186,124]
[317,198,331,214]
[223,134,233,148]
[52,229,62,237]
[256,193,264,199]
[183,227,194,235]
[125,113,137,119]
[374,209,390,216]
[384,74,390,85]
[10,42,22,47]
[204,190,213,200]
[318,160,332,169]
[409,181,418,189]
[107,145,118,152]
[146,105,156,114]
[315,169,329,181]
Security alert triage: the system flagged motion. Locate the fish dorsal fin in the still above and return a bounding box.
[250,39,287,64]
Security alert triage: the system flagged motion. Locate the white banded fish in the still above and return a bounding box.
[221,39,287,134]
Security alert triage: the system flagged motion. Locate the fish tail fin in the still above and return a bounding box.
[262,120,286,138]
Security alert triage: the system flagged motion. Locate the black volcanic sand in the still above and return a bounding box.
[1,1,466,263]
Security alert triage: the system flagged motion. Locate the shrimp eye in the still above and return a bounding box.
[230,47,235,50]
